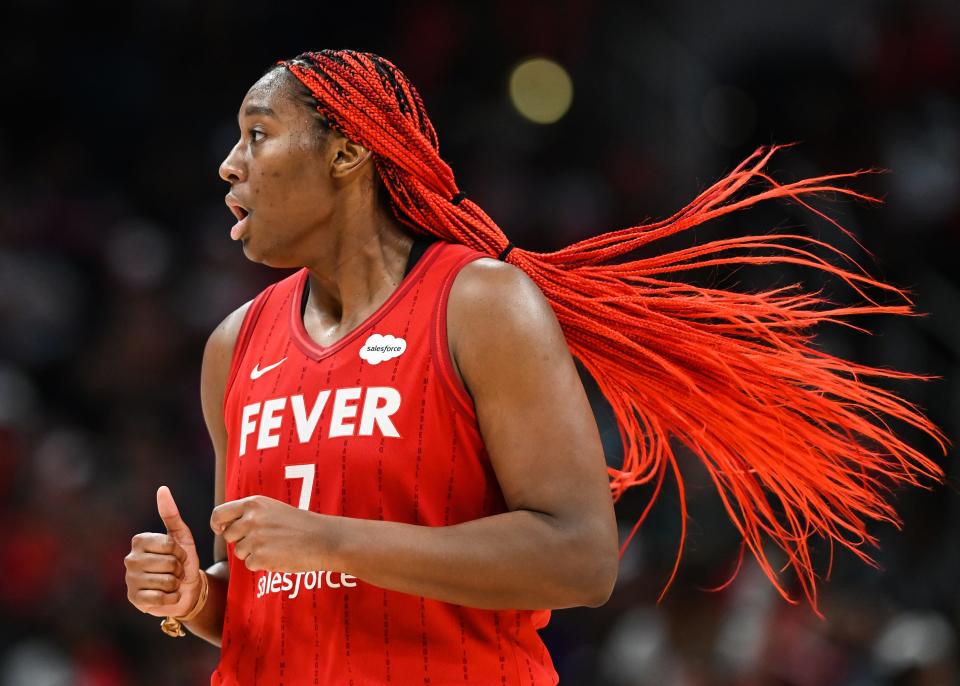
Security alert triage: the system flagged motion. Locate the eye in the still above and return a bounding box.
[249,128,265,143]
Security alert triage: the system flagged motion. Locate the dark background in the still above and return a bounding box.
[1,1,958,684]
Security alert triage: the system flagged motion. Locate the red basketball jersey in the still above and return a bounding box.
[212,241,559,685]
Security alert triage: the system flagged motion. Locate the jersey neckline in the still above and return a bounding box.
[289,241,445,361]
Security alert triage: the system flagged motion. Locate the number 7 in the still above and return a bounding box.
[285,463,315,510]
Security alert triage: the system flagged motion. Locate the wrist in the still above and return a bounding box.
[313,513,347,571]
[160,569,209,637]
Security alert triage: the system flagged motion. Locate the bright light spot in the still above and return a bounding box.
[509,57,573,125]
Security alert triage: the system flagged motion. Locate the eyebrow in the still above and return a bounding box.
[242,105,277,118]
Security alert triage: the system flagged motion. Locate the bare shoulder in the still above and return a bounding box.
[447,257,569,387]
[204,299,254,368]
[447,257,557,332]
[201,299,254,410]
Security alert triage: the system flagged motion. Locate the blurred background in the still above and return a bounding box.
[1,0,958,684]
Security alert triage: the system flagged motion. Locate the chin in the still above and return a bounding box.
[241,240,296,269]
[240,240,273,267]
[240,238,264,263]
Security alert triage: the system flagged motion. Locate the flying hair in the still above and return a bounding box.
[277,48,948,615]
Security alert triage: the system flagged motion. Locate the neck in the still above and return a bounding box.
[301,205,414,340]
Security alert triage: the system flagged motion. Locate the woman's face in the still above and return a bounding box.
[218,69,336,268]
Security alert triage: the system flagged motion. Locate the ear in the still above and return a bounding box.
[330,136,374,179]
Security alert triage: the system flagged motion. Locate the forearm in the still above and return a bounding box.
[184,561,229,647]
[325,509,613,610]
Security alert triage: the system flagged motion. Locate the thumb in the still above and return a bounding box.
[157,485,195,545]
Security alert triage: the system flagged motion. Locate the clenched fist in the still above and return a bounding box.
[124,486,202,618]
[210,494,332,572]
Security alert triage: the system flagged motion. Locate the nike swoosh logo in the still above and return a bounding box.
[250,357,288,380]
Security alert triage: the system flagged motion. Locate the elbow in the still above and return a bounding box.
[553,517,619,608]
[581,555,618,607]
[573,538,619,608]
[542,513,619,609]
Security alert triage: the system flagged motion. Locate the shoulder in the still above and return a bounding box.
[447,257,567,379]
[448,257,553,323]
[198,298,255,445]
[204,271,296,374]
[204,300,253,355]
[201,298,255,407]
[205,299,254,367]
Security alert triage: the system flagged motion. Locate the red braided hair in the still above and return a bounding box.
[278,49,948,614]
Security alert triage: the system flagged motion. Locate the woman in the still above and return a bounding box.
[124,50,945,684]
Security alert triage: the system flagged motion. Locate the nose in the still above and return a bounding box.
[219,141,246,184]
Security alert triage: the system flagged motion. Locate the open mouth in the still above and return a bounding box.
[229,204,249,222]
[225,195,252,240]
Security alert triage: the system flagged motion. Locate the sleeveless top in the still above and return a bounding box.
[212,241,559,685]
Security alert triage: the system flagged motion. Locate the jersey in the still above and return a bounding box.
[212,241,559,685]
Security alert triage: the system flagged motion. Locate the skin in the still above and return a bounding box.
[124,68,619,645]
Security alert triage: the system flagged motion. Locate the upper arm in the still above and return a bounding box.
[200,300,252,563]
[447,259,617,557]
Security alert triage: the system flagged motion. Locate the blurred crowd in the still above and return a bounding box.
[1,1,958,684]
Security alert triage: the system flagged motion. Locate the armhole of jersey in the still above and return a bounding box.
[222,284,276,416]
[432,252,485,421]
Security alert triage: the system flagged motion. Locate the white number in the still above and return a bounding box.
[285,463,315,510]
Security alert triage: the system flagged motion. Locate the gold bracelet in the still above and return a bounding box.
[160,569,209,638]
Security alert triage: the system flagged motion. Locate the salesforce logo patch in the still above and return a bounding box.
[359,333,407,365]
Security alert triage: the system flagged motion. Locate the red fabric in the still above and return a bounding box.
[282,50,949,615]
[213,241,558,685]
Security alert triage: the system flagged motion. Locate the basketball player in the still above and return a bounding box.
[124,50,946,685]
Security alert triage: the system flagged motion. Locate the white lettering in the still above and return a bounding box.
[239,402,261,457]
[291,391,330,442]
[256,398,286,450]
[289,572,302,599]
[238,387,402,451]
[328,387,362,438]
[285,463,315,510]
[359,387,401,438]
[252,570,356,600]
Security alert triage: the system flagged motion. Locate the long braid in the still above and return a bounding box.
[281,49,948,614]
